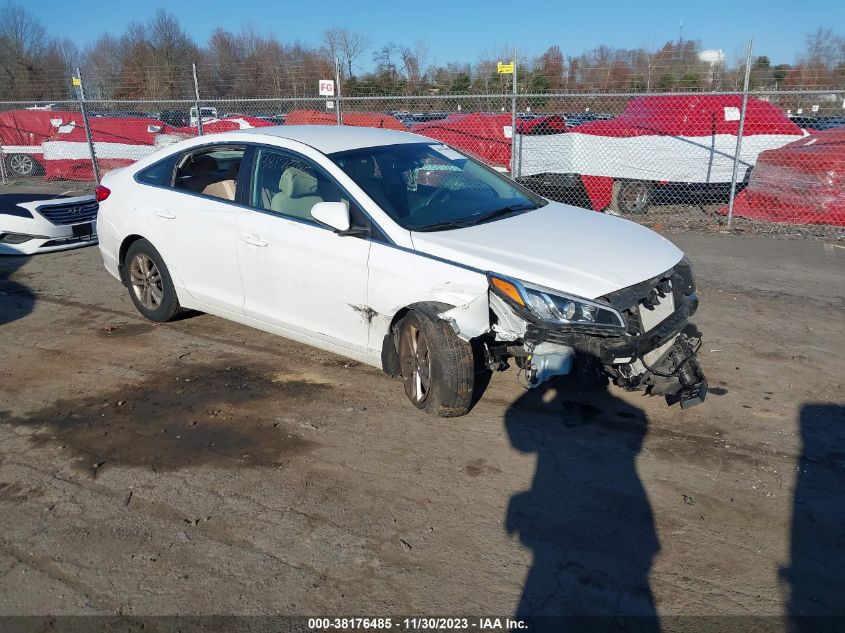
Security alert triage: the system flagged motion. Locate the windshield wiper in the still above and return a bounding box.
[413,203,539,233]
[462,203,538,227]
[413,219,473,232]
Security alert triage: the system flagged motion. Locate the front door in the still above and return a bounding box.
[236,147,371,353]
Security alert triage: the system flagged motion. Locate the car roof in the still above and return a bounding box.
[237,124,429,154]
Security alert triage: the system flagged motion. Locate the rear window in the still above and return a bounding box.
[136,153,179,187]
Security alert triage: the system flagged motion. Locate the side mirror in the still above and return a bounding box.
[311,201,351,233]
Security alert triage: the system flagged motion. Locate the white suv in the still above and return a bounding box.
[96,125,707,415]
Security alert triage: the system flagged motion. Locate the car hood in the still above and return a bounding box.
[410,201,684,299]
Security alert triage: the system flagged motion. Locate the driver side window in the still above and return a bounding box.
[250,148,344,223]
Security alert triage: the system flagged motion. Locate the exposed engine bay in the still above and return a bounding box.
[481,257,708,408]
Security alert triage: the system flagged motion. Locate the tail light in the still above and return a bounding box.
[95,185,111,202]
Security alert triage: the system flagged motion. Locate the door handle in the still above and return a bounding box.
[154,208,176,219]
[239,232,268,247]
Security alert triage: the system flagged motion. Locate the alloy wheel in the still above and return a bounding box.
[129,253,164,310]
[9,154,34,176]
[399,321,432,405]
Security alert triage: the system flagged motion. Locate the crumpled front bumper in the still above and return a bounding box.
[522,294,708,408]
[643,332,708,408]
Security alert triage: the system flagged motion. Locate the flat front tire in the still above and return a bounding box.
[397,310,474,417]
[123,239,181,322]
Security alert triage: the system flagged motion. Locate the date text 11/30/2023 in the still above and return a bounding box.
[307,617,528,630]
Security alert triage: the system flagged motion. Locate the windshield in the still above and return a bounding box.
[329,143,547,231]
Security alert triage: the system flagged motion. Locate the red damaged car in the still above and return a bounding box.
[727,128,845,227]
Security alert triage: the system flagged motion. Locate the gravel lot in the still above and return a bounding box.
[0,229,843,628]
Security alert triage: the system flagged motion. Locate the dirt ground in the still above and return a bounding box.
[0,230,843,628]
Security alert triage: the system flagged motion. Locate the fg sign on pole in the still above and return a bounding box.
[319,79,335,96]
[497,62,514,74]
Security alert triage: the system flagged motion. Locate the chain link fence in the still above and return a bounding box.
[2,79,844,240]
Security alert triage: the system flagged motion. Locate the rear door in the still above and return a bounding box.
[147,144,249,314]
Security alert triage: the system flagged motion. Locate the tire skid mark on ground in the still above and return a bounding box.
[0,453,450,597]
[0,463,347,603]
[0,540,114,613]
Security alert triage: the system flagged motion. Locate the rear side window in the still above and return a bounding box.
[174,146,245,202]
[136,153,179,187]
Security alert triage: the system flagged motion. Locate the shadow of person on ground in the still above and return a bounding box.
[782,403,845,632]
[505,375,661,633]
[0,255,35,326]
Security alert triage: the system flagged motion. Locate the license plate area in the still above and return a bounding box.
[72,222,94,238]
[638,289,675,333]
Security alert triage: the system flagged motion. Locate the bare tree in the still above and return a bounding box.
[337,28,369,78]
[82,35,124,99]
[0,3,75,99]
[647,52,657,91]
[2,5,840,105]
[147,10,198,98]
[804,27,842,65]
[796,27,844,86]
[0,3,46,58]
[537,46,565,91]
[322,27,341,66]
[400,40,428,92]
[204,29,238,97]
[373,42,398,77]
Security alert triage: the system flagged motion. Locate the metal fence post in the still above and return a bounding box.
[335,56,342,125]
[75,67,100,185]
[192,62,204,136]
[727,39,753,227]
[510,48,518,178]
[0,141,7,184]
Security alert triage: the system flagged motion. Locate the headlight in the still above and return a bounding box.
[489,274,625,330]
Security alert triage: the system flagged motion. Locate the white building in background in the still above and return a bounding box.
[699,49,726,88]
[699,49,726,65]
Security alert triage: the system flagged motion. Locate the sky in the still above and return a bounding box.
[31,0,845,68]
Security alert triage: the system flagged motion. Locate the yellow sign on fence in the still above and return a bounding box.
[497,62,514,74]
[71,77,81,87]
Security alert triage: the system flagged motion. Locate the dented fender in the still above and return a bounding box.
[365,242,493,360]
[437,291,490,340]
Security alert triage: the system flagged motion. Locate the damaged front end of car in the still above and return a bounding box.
[483,256,708,408]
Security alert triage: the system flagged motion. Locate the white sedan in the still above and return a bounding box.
[1,192,98,255]
[97,125,707,415]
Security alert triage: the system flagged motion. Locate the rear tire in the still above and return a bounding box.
[612,179,652,215]
[397,310,475,417]
[7,153,36,177]
[123,239,181,322]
